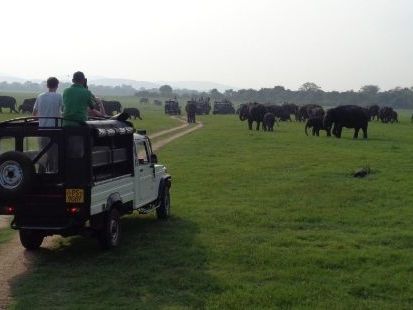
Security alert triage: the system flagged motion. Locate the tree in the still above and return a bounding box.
[209,88,223,100]
[299,82,322,92]
[159,85,173,97]
[360,85,380,95]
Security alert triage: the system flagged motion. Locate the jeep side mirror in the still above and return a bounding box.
[150,154,158,164]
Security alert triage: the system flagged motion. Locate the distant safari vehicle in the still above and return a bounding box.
[0,114,171,250]
[187,97,211,115]
[164,99,181,115]
[139,98,149,104]
[213,100,235,114]
[154,99,162,106]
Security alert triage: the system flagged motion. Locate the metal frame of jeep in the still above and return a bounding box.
[0,115,171,250]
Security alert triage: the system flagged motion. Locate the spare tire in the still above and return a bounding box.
[0,151,35,200]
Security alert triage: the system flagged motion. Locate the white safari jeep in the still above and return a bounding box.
[0,114,171,250]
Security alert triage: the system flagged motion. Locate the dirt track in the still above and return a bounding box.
[0,119,202,309]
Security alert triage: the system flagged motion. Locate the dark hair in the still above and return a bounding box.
[72,71,86,83]
[47,77,59,89]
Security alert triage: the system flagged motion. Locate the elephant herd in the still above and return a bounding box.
[366,104,398,123]
[239,102,405,139]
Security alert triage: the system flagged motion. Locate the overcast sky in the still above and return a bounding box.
[1,0,412,91]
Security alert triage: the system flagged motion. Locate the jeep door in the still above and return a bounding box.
[134,140,156,205]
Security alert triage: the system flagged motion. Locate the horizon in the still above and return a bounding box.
[1,0,413,92]
[0,72,411,93]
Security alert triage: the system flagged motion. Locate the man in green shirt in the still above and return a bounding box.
[63,71,103,127]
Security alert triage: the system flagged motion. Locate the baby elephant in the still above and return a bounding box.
[263,112,275,131]
[123,107,142,120]
[305,117,329,136]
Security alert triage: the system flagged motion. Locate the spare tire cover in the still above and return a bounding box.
[0,151,35,200]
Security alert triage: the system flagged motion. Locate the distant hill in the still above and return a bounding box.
[160,81,236,92]
[0,74,237,92]
[0,74,27,83]
[89,78,159,90]
[90,78,236,92]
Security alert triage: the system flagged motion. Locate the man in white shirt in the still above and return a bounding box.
[33,77,63,127]
[32,77,63,172]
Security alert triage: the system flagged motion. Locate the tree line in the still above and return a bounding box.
[138,82,413,109]
[2,80,413,108]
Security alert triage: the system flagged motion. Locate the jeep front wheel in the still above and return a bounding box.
[156,186,171,219]
[19,229,44,250]
[98,208,121,250]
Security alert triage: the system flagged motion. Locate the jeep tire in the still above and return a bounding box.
[156,186,171,219]
[0,151,35,200]
[98,208,121,250]
[19,229,44,250]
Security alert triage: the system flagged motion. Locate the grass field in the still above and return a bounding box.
[8,111,413,309]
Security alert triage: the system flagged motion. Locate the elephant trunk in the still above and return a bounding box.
[305,122,309,136]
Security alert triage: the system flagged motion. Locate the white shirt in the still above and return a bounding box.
[33,92,63,127]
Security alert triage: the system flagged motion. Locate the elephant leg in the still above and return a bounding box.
[353,128,360,139]
[312,128,315,136]
[256,122,260,131]
[248,120,253,130]
[337,126,343,138]
[362,127,368,139]
[316,129,320,136]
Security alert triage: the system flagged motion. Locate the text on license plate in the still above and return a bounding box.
[65,189,84,203]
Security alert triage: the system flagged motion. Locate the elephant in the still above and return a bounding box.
[282,102,299,120]
[308,107,325,119]
[239,102,267,130]
[19,98,36,113]
[305,117,329,136]
[297,104,323,122]
[102,100,122,115]
[323,105,369,139]
[185,102,197,123]
[389,110,398,123]
[0,96,18,113]
[379,106,398,123]
[263,112,275,131]
[367,104,380,121]
[265,104,291,121]
[123,108,142,120]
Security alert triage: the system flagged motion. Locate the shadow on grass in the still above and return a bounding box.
[12,215,220,309]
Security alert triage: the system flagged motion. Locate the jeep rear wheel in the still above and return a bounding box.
[156,186,171,219]
[0,151,35,200]
[98,208,121,250]
[19,229,44,250]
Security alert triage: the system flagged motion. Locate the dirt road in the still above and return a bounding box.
[0,119,202,309]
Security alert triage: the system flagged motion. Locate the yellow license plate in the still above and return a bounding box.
[65,189,84,203]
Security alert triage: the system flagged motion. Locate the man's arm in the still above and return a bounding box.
[88,108,104,117]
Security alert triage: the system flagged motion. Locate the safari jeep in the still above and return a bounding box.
[0,115,171,250]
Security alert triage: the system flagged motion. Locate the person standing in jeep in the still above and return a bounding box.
[62,71,103,127]
[33,77,63,127]
[32,77,63,172]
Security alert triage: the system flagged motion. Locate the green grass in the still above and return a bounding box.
[9,112,413,309]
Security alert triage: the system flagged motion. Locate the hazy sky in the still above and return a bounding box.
[1,0,412,91]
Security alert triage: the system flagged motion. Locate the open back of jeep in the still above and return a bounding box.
[0,116,171,250]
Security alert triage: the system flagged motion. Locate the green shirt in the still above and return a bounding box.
[62,84,94,126]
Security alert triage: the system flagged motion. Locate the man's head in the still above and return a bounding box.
[47,77,59,91]
[72,71,86,85]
